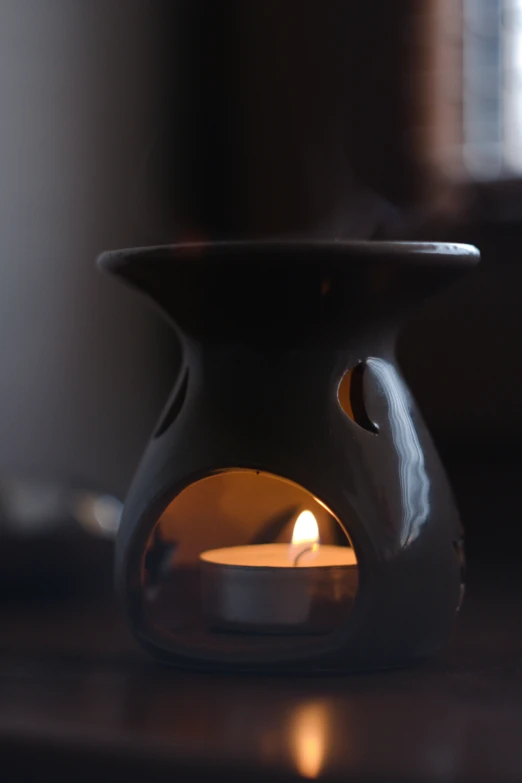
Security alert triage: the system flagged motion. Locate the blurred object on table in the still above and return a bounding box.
[0,475,121,603]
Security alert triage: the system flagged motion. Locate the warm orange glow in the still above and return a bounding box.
[291,510,320,547]
[290,702,329,779]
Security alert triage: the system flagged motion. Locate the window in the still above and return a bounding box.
[464,0,522,178]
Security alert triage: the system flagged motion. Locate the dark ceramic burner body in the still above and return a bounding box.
[99,241,478,672]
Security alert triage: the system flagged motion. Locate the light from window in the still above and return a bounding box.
[464,0,522,178]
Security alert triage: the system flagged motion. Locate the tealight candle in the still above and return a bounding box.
[200,510,357,634]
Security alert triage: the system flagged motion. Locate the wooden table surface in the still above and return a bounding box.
[1,560,521,783]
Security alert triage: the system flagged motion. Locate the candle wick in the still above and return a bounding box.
[293,545,317,567]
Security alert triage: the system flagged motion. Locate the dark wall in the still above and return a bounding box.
[400,230,522,448]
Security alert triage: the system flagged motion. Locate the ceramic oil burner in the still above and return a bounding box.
[99,240,478,672]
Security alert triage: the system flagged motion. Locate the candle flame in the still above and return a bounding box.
[291,510,320,547]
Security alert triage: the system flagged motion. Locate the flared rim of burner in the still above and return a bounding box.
[98,239,480,272]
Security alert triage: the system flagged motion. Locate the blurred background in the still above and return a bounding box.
[0,0,520,603]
